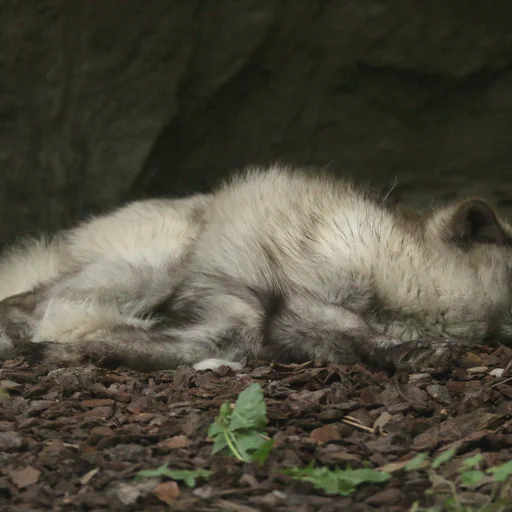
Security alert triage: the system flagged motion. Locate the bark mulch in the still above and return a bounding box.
[1,345,511,512]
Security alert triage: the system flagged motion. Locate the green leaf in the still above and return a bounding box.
[135,463,172,480]
[405,453,429,472]
[431,448,456,469]
[487,460,512,482]
[208,383,273,463]
[409,502,421,512]
[442,498,458,511]
[283,467,347,495]
[460,470,485,487]
[163,469,212,488]
[211,433,228,455]
[219,402,232,420]
[236,431,269,453]
[283,466,390,496]
[135,465,212,488]
[251,440,274,465]
[208,403,232,439]
[208,421,223,438]
[229,383,267,432]
[461,454,484,470]
[212,431,270,462]
[340,468,391,485]
[335,479,357,496]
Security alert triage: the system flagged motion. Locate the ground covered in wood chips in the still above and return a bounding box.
[1,346,512,512]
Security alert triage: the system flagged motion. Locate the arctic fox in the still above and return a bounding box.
[1,164,512,373]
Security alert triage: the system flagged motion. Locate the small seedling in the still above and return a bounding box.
[431,449,456,469]
[406,450,512,512]
[208,383,273,464]
[135,464,212,488]
[487,460,512,483]
[283,464,391,496]
[406,452,430,471]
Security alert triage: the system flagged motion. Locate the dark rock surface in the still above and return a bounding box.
[2,1,512,244]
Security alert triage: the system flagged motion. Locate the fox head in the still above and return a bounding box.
[424,197,512,345]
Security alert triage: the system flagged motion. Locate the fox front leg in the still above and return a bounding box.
[267,296,468,372]
[364,338,472,372]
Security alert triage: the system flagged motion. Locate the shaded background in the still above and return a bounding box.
[2,0,512,246]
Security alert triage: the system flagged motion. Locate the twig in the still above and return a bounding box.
[342,415,388,436]
[491,376,512,389]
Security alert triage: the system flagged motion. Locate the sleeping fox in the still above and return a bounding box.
[1,164,511,372]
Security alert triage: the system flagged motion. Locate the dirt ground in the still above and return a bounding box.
[1,345,511,512]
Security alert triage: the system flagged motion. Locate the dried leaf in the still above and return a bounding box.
[152,481,180,504]
[80,467,100,485]
[309,425,341,444]
[9,466,41,488]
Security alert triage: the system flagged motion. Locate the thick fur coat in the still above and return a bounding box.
[1,165,512,372]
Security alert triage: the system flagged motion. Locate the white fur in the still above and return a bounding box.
[0,236,70,301]
[193,359,244,371]
[1,165,511,371]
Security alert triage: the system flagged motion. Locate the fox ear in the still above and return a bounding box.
[431,199,511,246]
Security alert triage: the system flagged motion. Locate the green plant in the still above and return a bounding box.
[282,464,391,496]
[135,464,212,488]
[208,383,273,464]
[406,450,512,512]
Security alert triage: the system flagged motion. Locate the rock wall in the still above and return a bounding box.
[2,0,512,244]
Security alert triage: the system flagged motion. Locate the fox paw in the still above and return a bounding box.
[385,340,468,372]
